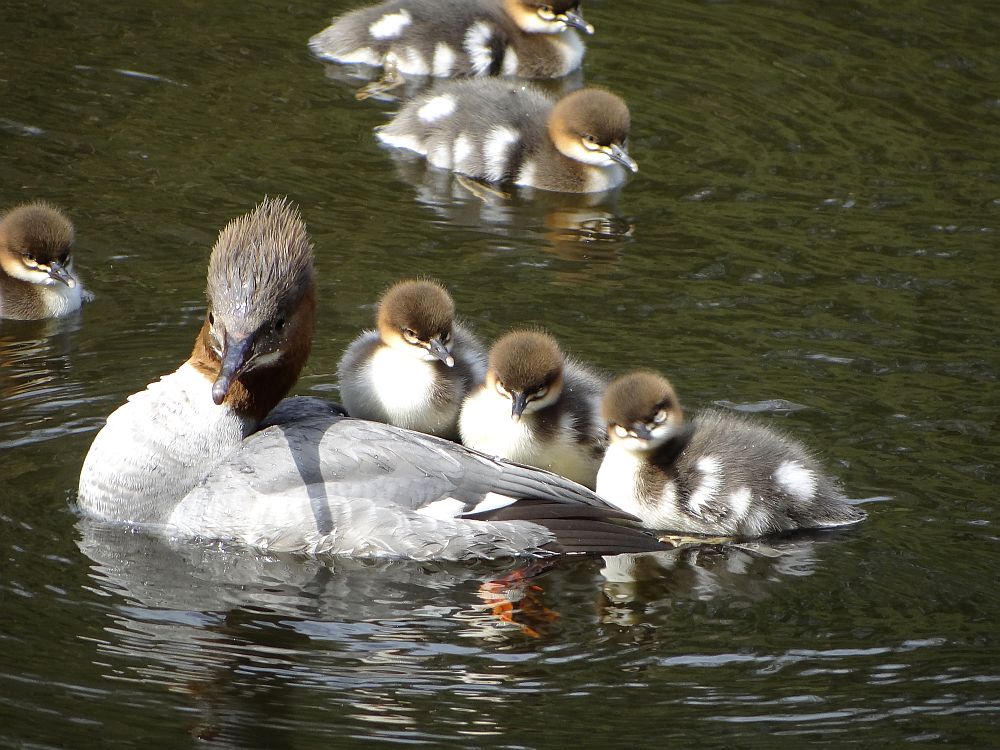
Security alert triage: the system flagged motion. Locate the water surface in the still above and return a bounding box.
[2,0,998,746]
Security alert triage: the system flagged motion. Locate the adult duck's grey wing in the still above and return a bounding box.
[172,397,665,559]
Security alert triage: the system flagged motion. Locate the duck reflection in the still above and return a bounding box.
[317,60,585,103]
[0,315,89,448]
[386,148,634,265]
[597,534,841,627]
[77,519,849,741]
[78,519,556,742]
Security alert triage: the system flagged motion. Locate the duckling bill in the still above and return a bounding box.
[596,371,868,538]
[377,80,638,193]
[0,201,87,320]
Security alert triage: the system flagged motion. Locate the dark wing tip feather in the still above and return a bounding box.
[469,500,668,555]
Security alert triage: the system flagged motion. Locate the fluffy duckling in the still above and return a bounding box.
[0,202,86,320]
[459,329,606,488]
[596,371,868,538]
[377,80,638,193]
[310,0,593,84]
[338,278,487,439]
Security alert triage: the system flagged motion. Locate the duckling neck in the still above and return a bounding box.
[0,272,83,320]
[523,140,624,193]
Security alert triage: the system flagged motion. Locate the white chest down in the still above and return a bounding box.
[367,346,456,432]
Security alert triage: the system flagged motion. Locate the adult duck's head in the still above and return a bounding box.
[190,197,316,421]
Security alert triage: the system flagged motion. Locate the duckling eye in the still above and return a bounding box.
[581,133,600,150]
[538,4,555,18]
[653,409,668,424]
[532,386,549,401]
[59,252,70,264]
[274,317,286,333]
[613,424,629,439]
[208,311,215,326]
[495,380,509,398]
[402,328,419,343]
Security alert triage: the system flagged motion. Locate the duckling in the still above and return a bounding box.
[376,80,638,193]
[459,329,606,488]
[337,278,487,439]
[310,0,593,90]
[0,202,86,320]
[596,371,868,538]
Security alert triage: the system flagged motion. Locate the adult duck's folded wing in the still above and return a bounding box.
[173,397,664,559]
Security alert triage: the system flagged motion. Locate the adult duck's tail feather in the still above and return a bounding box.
[468,499,668,555]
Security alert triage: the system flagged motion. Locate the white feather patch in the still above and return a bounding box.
[729,486,752,519]
[464,21,495,75]
[775,461,817,500]
[467,492,519,516]
[516,159,537,187]
[417,94,456,123]
[688,456,722,516]
[453,133,473,172]
[501,48,519,75]
[369,9,412,40]
[432,42,456,76]
[397,46,429,75]
[376,129,426,155]
[483,126,519,182]
[417,497,466,520]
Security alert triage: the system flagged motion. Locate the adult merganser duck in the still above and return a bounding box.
[309,0,592,85]
[376,80,638,193]
[595,370,868,538]
[0,201,87,320]
[459,329,606,488]
[337,278,487,440]
[77,198,663,560]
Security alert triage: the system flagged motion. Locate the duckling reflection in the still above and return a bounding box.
[597,536,830,627]
[317,56,584,102]
[384,145,634,263]
[0,316,89,449]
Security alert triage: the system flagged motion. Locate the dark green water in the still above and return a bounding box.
[2,0,999,746]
